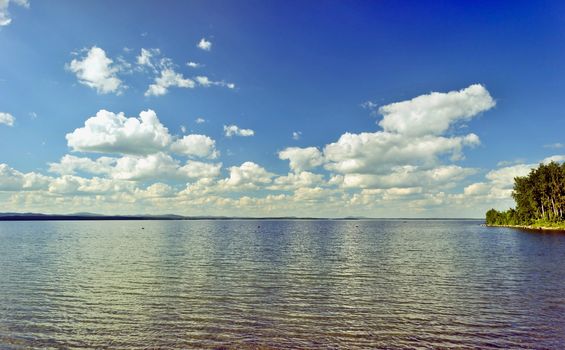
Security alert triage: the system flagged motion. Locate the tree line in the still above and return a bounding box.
[486,161,565,226]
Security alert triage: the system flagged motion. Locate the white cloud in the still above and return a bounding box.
[195,76,235,89]
[463,182,490,196]
[338,165,476,189]
[224,124,254,137]
[269,171,325,191]
[293,187,338,202]
[378,84,495,136]
[180,125,187,134]
[273,85,490,192]
[67,46,124,94]
[180,162,274,196]
[0,163,50,191]
[292,131,301,140]
[66,109,172,155]
[136,48,160,69]
[323,132,479,175]
[485,163,534,188]
[197,38,212,51]
[48,155,115,175]
[49,152,222,183]
[0,0,29,26]
[48,175,135,195]
[187,61,202,68]
[219,162,274,190]
[111,152,181,181]
[145,68,195,96]
[112,153,221,181]
[171,134,219,159]
[278,147,324,173]
[134,183,175,199]
[180,161,222,179]
[0,112,15,126]
[0,84,508,217]
[195,117,206,124]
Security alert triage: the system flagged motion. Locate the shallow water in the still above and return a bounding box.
[0,220,564,349]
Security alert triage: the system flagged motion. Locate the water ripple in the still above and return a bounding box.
[1,220,565,349]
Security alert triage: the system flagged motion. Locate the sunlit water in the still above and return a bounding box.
[1,220,565,349]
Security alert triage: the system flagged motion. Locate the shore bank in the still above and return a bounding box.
[486,223,565,231]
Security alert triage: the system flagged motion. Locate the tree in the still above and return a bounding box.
[487,161,565,226]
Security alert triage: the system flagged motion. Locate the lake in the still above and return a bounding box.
[0,220,564,349]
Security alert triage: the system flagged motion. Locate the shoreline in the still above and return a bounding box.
[486,223,565,232]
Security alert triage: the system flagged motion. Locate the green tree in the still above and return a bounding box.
[487,161,565,226]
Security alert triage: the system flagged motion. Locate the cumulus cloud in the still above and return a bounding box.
[0,163,50,191]
[0,112,15,126]
[48,152,221,182]
[224,124,254,137]
[134,183,175,199]
[378,84,495,136]
[485,163,534,188]
[463,182,490,196]
[273,85,492,194]
[278,147,324,173]
[113,154,220,181]
[195,117,206,124]
[66,109,172,155]
[219,162,274,190]
[0,84,507,216]
[338,165,476,190]
[145,68,195,96]
[269,171,325,191]
[171,134,219,159]
[180,160,222,179]
[197,38,212,51]
[292,131,301,140]
[111,152,181,181]
[323,132,479,175]
[48,155,115,175]
[0,0,29,26]
[67,46,124,94]
[48,175,135,195]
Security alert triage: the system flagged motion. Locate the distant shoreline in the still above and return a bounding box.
[0,214,483,222]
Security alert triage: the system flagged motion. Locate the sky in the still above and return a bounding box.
[0,0,564,217]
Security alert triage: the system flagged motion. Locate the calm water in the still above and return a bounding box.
[0,220,565,349]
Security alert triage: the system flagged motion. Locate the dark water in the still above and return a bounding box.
[1,220,565,349]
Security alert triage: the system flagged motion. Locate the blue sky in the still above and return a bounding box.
[0,0,564,217]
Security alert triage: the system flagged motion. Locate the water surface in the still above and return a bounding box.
[1,220,564,349]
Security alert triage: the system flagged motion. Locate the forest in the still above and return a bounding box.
[486,161,565,227]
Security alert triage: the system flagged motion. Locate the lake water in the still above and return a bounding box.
[0,220,564,349]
